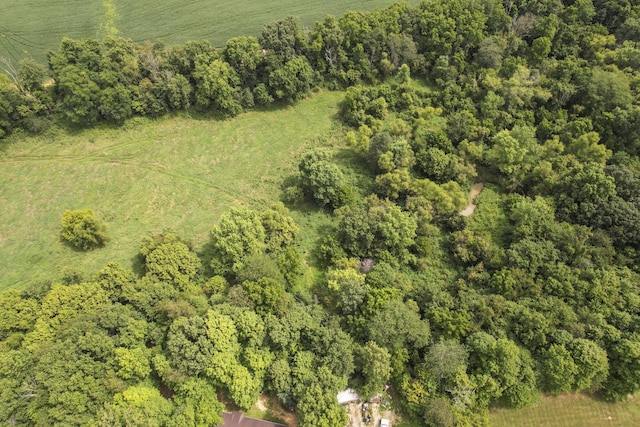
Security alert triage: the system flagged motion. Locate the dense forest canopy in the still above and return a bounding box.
[3,0,640,426]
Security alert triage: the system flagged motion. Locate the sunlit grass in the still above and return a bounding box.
[0,91,343,290]
[0,0,417,63]
[491,393,640,427]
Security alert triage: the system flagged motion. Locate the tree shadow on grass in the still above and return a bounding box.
[185,99,297,122]
[197,239,218,279]
[129,252,146,277]
[58,235,106,253]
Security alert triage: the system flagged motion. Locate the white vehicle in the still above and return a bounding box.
[380,419,390,427]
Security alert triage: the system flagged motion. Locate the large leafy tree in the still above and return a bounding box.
[298,149,353,209]
[144,242,201,290]
[338,195,417,263]
[269,56,315,102]
[194,59,242,116]
[260,16,306,63]
[210,207,267,275]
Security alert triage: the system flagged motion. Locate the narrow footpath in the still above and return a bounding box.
[460,182,485,217]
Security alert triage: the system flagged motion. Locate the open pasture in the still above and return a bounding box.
[0,91,343,291]
[0,0,416,63]
[491,393,640,427]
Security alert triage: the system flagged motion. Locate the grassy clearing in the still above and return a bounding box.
[491,393,640,427]
[0,91,343,291]
[466,183,509,247]
[0,0,417,63]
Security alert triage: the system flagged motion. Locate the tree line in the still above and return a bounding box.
[4,0,640,426]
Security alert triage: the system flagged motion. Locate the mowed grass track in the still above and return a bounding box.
[0,0,417,63]
[0,91,343,291]
[491,394,640,427]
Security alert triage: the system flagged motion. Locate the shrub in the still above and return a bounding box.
[60,209,108,250]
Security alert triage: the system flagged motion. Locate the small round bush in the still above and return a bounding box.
[60,209,108,250]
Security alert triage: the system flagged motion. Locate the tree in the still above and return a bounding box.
[367,132,415,173]
[223,36,263,85]
[338,195,417,263]
[327,266,367,316]
[261,202,299,251]
[475,36,506,69]
[296,382,348,427]
[166,315,216,376]
[144,242,201,290]
[308,15,347,78]
[267,357,293,404]
[555,162,616,229]
[416,0,486,65]
[28,340,113,425]
[269,56,315,102]
[260,16,306,63]
[194,59,242,116]
[568,338,609,391]
[423,397,456,427]
[368,300,431,354]
[406,179,467,220]
[541,344,578,394]
[209,207,267,275]
[565,131,611,165]
[96,384,173,426]
[0,74,26,138]
[426,340,468,382]
[60,209,108,250]
[242,278,289,316]
[584,66,633,116]
[298,149,353,209]
[114,346,151,380]
[172,378,224,427]
[357,341,392,398]
[23,282,110,349]
[54,65,101,125]
[0,290,39,339]
[486,126,541,191]
[98,83,132,123]
[467,332,538,408]
[603,336,640,400]
[17,58,47,93]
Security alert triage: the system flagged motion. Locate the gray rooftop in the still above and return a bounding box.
[219,412,288,427]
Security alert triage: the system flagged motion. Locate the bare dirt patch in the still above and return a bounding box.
[460,182,485,217]
[260,395,298,427]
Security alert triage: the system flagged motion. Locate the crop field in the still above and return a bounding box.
[491,393,640,427]
[0,91,343,291]
[0,0,417,63]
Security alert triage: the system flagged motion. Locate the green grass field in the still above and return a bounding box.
[0,91,343,291]
[491,394,640,427]
[0,0,417,63]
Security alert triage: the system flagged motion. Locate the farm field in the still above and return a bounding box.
[0,91,343,291]
[491,393,640,427]
[0,0,418,63]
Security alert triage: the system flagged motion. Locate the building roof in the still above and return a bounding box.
[337,388,360,405]
[219,412,287,427]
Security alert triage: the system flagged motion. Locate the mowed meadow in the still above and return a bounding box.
[0,0,416,63]
[0,91,343,291]
[490,393,640,427]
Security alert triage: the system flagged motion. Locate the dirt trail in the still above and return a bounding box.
[460,182,485,217]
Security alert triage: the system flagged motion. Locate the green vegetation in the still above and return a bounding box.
[0,0,414,63]
[60,208,109,250]
[491,394,640,427]
[4,0,640,425]
[0,91,342,289]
